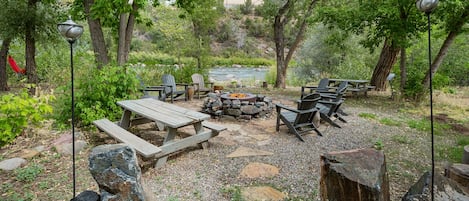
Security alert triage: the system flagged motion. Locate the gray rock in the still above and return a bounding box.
[232,100,241,109]
[224,108,242,117]
[71,190,100,201]
[57,140,87,155]
[0,157,27,171]
[241,105,261,115]
[89,144,145,201]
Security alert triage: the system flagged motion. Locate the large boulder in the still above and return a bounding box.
[320,148,390,201]
[88,144,146,201]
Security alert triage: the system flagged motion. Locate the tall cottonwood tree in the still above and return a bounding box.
[260,0,319,88]
[73,0,153,66]
[0,0,58,92]
[318,0,425,90]
[421,0,469,88]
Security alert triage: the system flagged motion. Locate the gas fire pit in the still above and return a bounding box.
[202,92,274,120]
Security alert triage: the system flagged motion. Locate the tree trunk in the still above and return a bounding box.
[273,0,318,89]
[117,12,128,66]
[0,38,11,91]
[370,38,400,91]
[273,1,288,89]
[26,0,38,95]
[422,31,458,88]
[83,0,109,69]
[399,47,406,93]
[123,3,137,63]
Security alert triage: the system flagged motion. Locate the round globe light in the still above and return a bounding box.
[416,0,439,13]
[57,17,84,43]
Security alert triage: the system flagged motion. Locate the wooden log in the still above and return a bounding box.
[320,148,390,201]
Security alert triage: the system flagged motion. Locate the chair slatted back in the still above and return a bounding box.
[316,78,330,93]
[162,74,176,94]
[296,93,321,124]
[191,74,205,91]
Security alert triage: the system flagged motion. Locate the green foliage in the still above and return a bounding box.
[239,0,254,15]
[15,164,43,183]
[216,19,237,43]
[0,89,53,147]
[379,118,402,126]
[358,113,377,120]
[53,65,140,127]
[244,17,270,38]
[295,25,377,83]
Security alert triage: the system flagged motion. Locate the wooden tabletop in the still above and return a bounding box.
[328,79,369,83]
[117,98,210,128]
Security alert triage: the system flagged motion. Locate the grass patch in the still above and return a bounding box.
[436,135,469,162]
[391,135,413,144]
[379,117,401,126]
[406,118,452,136]
[358,113,377,120]
[220,185,243,201]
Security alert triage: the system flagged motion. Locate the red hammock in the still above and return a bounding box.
[8,55,26,74]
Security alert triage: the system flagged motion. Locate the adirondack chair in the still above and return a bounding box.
[316,81,348,128]
[139,79,166,101]
[301,78,332,99]
[191,73,214,99]
[276,93,323,141]
[162,74,188,103]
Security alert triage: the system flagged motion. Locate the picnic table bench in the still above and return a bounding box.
[93,98,226,168]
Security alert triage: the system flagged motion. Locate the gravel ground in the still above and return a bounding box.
[139,99,431,201]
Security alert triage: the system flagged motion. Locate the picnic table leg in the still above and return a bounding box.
[119,110,132,129]
[193,122,208,149]
[155,127,177,168]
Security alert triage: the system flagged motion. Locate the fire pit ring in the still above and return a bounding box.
[220,93,257,103]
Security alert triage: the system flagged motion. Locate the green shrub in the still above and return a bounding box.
[53,65,140,127]
[0,89,53,147]
[15,164,43,183]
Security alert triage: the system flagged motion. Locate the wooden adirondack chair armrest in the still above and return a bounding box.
[276,103,316,114]
[162,84,174,93]
[141,86,165,92]
[318,100,343,106]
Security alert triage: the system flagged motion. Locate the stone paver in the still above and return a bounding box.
[226,146,274,158]
[240,162,279,179]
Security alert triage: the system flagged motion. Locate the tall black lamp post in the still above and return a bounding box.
[57,17,84,199]
[416,0,438,200]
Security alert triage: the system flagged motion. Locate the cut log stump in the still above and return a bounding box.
[320,148,390,201]
[462,145,469,164]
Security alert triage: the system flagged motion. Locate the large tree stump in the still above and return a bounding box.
[320,148,390,201]
[445,163,469,194]
[462,145,469,164]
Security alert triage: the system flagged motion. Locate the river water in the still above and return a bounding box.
[208,67,269,82]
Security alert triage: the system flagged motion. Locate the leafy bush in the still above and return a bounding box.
[0,89,53,147]
[15,164,43,182]
[53,65,140,127]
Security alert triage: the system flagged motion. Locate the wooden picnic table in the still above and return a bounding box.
[94,98,225,168]
[328,79,374,96]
